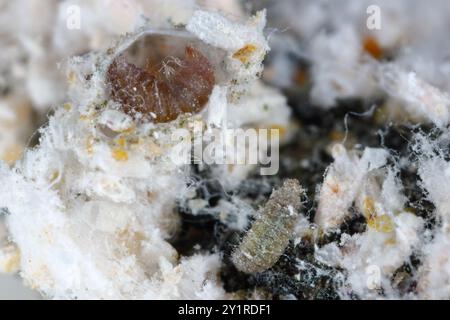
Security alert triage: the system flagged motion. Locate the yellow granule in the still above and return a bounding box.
[112,148,128,161]
[233,44,257,64]
[1,144,23,165]
[86,136,94,155]
[368,214,395,233]
[362,197,376,219]
[363,197,395,233]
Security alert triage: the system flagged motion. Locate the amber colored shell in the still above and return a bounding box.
[107,46,215,123]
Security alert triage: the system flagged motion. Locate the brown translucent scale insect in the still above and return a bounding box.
[107,46,215,123]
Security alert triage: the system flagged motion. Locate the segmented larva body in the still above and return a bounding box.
[232,179,303,273]
[106,46,215,123]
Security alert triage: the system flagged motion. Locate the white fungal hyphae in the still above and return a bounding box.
[232,179,303,274]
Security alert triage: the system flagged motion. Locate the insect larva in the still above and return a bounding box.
[106,46,215,123]
[232,179,303,273]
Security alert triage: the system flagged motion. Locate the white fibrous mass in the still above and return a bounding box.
[1,0,450,300]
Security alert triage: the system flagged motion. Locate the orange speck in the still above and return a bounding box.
[363,36,383,60]
[328,182,340,194]
[293,68,308,86]
[86,137,94,155]
[329,130,345,142]
[117,138,126,148]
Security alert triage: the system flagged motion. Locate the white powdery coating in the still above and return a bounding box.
[315,144,389,231]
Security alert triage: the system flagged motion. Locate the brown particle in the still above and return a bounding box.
[363,36,383,60]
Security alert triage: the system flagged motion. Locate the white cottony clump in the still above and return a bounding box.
[0,5,279,299]
[97,109,134,133]
[314,142,424,299]
[413,131,450,298]
[0,0,243,167]
[157,254,225,299]
[339,212,422,299]
[316,165,423,299]
[208,81,291,189]
[378,64,450,127]
[267,0,450,114]
[186,9,289,190]
[187,10,267,54]
[187,196,256,231]
[187,10,269,96]
[380,169,408,215]
[417,233,450,299]
[266,0,414,107]
[309,26,378,107]
[0,243,21,274]
[315,144,389,231]
[414,131,450,226]
[0,161,182,298]
[418,157,450,225]
[228,81,291,130]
